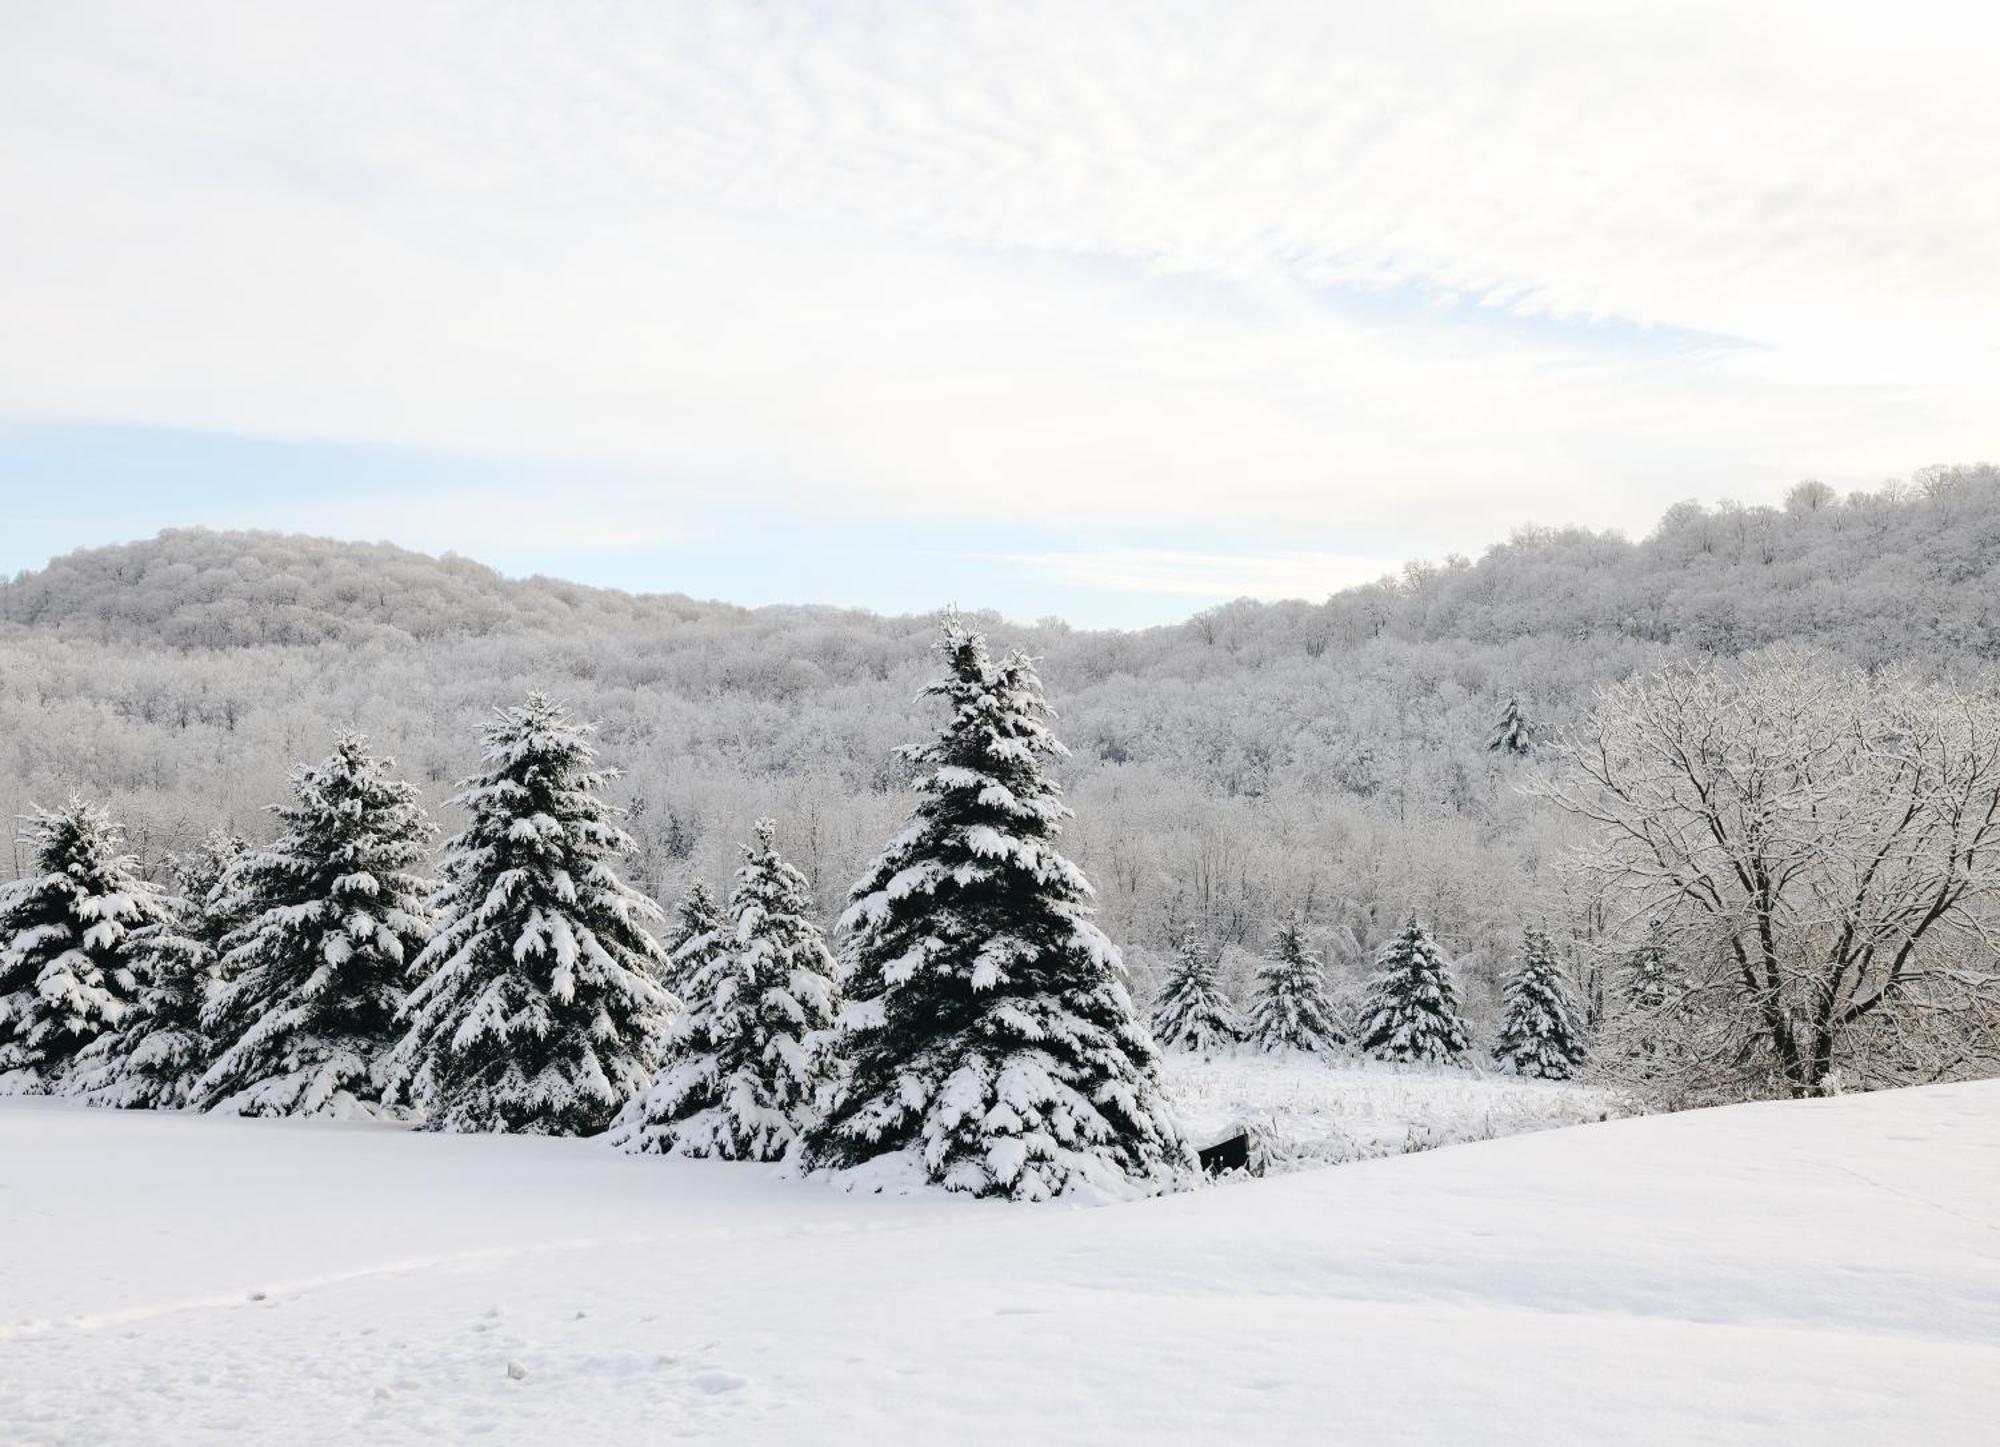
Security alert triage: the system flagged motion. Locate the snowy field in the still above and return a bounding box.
[1161,1052,1626,1168]
[6,1083,1998,1446]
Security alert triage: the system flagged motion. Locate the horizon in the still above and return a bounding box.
[7,3,1997,627]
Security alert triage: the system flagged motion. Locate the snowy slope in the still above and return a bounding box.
[4,1084,1998,1445]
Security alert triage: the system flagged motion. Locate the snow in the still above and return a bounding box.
[6,1081,2000,1444]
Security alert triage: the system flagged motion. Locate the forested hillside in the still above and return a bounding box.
[2,466,1995,1031]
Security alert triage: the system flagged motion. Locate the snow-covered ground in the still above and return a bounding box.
[1161,1051,1627,1167]
[5,1082,1998,1445]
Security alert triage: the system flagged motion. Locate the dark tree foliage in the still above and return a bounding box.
[1358,916,1472,1066]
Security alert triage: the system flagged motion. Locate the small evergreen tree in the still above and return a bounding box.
[1244,915,1343,1053]
[663,879,726,1003]
[805,619,1192,1201]
[0,799,174,1094]
[1492,927,1588,1080]
[1622,920,1684,1010]
[611,820,839,1159]
[66,918,211,1109]
[393,694,675,1135]
[196,735,435,1118]
[1150,932,1241,1053]
[1358,915,1471,1065]
[1489,696,1533,756]
[174,828,249,979]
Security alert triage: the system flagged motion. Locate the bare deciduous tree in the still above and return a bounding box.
[1538,655,2000,1097]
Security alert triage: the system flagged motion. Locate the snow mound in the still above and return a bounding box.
[4,1082,1998,1444]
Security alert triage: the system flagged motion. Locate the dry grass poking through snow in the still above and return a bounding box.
[1161,1050,1631,1171]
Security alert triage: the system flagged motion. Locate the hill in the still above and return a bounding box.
[4,1077,1994,1443]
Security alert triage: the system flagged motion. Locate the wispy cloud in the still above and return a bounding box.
[1,0,1994,597]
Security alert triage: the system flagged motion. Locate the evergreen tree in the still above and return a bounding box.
[805,619,1192,1201]
[393,694,675,1135]
[1622,920,1684,1010]
[0,799,174,1094]
[66,919,210,1109]
[663,879,726,1003]
[1358,915,1471,1066]
[1150,932,1241,1053]
[173,828,249,979]
[612,820,839,1159]
[1489,696,1533,756]
[196,734,435,1118]
[1244,914,1344,1053]
[1492,927,1588,1080]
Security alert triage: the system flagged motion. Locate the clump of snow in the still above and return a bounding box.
[1161,1050,1628,1171]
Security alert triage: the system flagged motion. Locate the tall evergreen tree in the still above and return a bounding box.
[1244,915,1344,1053]
[1358,915,1471,1066]
[1489,696,1533,756]
[612,820,839,1159]
[1150,932,1241,1053]
[196,735,435,1118]
[1492,927,1588,1080]
[805,619,1192,1201]
[0,799,173,1094]
[393,694,675,1135]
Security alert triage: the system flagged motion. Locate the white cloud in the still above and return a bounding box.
[1,0,1995,562]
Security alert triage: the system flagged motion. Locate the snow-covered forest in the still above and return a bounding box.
[4,465,2000,1117]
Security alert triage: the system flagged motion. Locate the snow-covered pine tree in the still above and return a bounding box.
[65,916,210,1109]
[1489,696,1533,756]
[1492,926,1588,1080]
[1150,932,1241,1053]
[804,618,1193,1201]
[173,828,248,979]
[1357,915,1472,1066]
[1622,920,1684,1010]
[611,819,839,1159]
[195,734,435,1118]
[1244,914,1344,1054]
[662,879,726,1003]
[393,694,676,1135]
[0,798,177,1094]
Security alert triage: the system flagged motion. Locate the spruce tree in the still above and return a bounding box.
[174,828,249,979]
[1150,932,1241,1053]
[1492,927,1588,1080]
[1358,915,1471,1066]
[0,799,174,1094]
[196,734,435,1118]
[1489,696,1533,756]
[393,694,675,1135]
[805,619,1192,1201]
[1623,920,1684,1010]
[663,879,726,1003]
[1244,914,1344,1054]
[611,820,839,1159]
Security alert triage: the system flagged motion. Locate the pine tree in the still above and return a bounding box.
[1150,932,1241,1053]
[0,799,176,1094]
[196,735,435,1118]
[1489,696,1533,756]
[1358,915,1471,1066]
[1492,927,1588,1080]
[663,879,726,1003]
[393,694,675,1135]
[1244,914,1344,1053]
[174,828,249,978]
[805,619,1193,1200]
[611,820,839,1159]
[1623,920,1684,1010]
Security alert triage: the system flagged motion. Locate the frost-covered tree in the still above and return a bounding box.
[1622,921,1684,1011]
[173,828,248,978]
[1492,927,1588,1080]
[66,921,210,1109]
[1244,915,1343,1054]
[0,799,175,1094]
[196,734,434,1118]
[612,820,839,1159]
[1489,696,1533,756]
[393,694,675,1135]
[805,619,1192,1201]
[663,879,726,1003]
[1358,916,1471,1066]
[1150,932,1241,1053]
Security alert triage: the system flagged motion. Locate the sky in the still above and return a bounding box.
[2,0,1996,627]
